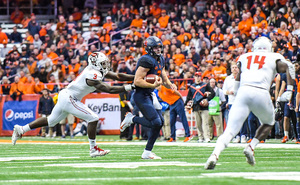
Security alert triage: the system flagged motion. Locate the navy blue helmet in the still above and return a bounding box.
[144,36,163,57]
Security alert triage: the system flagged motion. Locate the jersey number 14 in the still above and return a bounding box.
[246,55,266,69]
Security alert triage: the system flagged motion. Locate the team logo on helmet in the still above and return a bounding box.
[89,53,98,66]
[5,109,14,121]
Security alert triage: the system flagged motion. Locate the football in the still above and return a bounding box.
[200,99,209,107]
[203,92,210,97]
[144,74,160,84]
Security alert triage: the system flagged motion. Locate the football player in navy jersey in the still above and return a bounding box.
[120,36,177,159]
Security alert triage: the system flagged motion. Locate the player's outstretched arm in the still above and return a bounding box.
[161,68,177,91]
[86,79,134,94]
[105,71,135,81]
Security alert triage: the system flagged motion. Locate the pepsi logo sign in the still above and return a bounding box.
[5,109,14,121]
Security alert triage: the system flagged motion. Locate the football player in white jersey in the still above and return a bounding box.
[205,37,295,169]
[12,52,135,157]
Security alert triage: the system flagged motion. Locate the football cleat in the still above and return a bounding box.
[142,151,162,159]
[204,154,218,170]
[243,145,256,166]
[247,139,252,143]
[12,125,23,145]
[120,112,134,132]
[90,146,110,157]
[281,136,288,143]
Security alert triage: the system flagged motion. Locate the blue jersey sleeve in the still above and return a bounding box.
[138,56,154,69]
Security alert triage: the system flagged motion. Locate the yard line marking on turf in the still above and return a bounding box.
[1,172,300,183]
[45,161,207,168]
[0,156,79,162]
[202,172,300,181]
[0,176,205,183]
[1,139,300,148]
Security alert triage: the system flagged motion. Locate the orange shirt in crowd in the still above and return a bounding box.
[56,22,66,33]
[202,70,214,79]
[177,33,191,44]
[103,22,113,33]
[158,85,180,105]
[68,63,81,75]
[172,53,185,66]
[0,32,8,44]
[48,52,59,65]
[72,12,82,21]
[99,34,110,43]
[25,34,34,43]
[158,15,169,28]
[24,81,35,94]
[39,28,47,37]
[10,10,24,24]
[10,81,25,95]
[89,16,101,27]
[150,7,162,19]
[210,33,224,43]
[212,65,227,81]
[163,40,171,46]
[34,82,45,94]
[131,18,143,29]
[238,19,252,36]
[277,28,290,37]
[228,43,244,51]
[21,18,31,28]
[20,76,28,83]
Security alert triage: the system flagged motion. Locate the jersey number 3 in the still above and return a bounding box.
[246,55,266,69]
[93,74,97,79]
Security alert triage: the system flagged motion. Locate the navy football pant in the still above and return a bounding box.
[133,91,164,151]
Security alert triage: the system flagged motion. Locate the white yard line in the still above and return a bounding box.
[0,156,79,162]
[3,141,300,149]
[1,172,300,183]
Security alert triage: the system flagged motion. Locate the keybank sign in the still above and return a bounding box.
[87,103,120,114]
[85,98,121,130]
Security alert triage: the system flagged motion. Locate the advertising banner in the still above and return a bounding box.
[85,97,121,133]
[2,100,37,130]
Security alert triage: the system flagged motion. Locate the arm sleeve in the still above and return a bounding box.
[206,85,216,101]
[38,98,42,114]
[185,89,193,105]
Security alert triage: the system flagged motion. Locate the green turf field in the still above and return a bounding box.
[0,136,300,185]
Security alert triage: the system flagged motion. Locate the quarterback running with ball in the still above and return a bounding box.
[12,52,135,157]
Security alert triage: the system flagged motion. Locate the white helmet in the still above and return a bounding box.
[88,52,110,75]
[252,36,273,52]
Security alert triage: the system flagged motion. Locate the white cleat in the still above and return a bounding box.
[142,152,162,159]
[204,154,218,170]
[243,145,256,166]
[90,146,110,157]
[120,112,134,132]
[12,125,23,145]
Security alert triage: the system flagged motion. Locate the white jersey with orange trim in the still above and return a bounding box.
[66,65,103,100]
[237,51,285,91]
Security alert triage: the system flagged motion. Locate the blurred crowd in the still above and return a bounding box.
[1,0,300,97]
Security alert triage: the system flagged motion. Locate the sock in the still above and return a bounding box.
[296,122,300,140]
[89,139,96,149]
[22,124,31,134]
[143,149,151,155]
[284,131,289,139]
[249,138,260,150]
[212,132,233,159]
